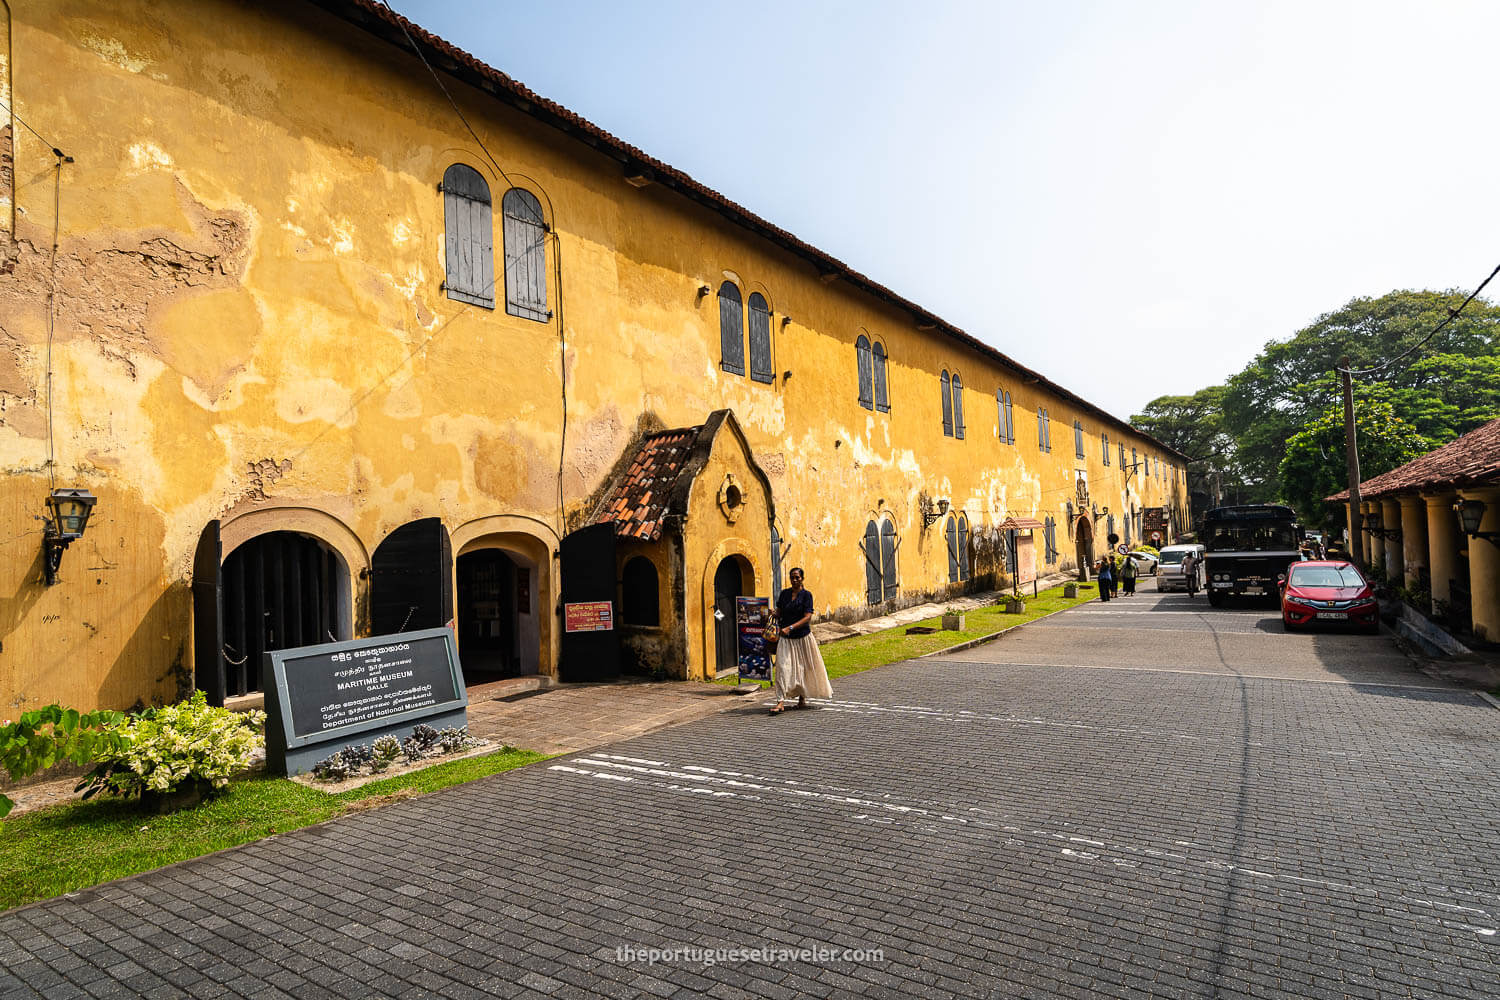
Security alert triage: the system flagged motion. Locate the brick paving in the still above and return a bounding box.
[3,589,1498,998]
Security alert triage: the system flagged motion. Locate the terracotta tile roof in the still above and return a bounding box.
[306,0,1189,465]
[594,427,701,540]
[1326,417,1500,501]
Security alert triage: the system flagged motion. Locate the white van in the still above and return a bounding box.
[1156,544,1205,592]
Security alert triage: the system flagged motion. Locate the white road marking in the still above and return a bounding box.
[548,751,1498,938]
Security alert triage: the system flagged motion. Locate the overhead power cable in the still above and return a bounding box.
[0,98,69,159]
[1335,262,1500,377]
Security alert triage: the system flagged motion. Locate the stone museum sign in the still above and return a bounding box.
[264,627,468,776]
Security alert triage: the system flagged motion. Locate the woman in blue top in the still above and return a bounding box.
[770,567,833,714]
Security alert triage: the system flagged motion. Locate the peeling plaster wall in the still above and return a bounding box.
[0,0,1187,710]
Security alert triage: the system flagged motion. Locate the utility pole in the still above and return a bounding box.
[1339,356,1363,569]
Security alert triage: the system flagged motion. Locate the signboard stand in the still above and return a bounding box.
[736,596,773,682]
[264,627,468,776]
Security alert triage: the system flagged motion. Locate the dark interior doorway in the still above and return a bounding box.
[221,531,347,697]
[712,556,743,675]
[457,548,528,683]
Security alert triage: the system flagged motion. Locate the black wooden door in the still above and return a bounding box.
[713,557,742,674]
[560,523,619,682]
[192,520,225,706]
[371,517,454,636]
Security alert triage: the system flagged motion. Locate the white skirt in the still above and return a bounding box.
[773,634,833,701]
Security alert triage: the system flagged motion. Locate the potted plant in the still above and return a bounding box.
[1063,582,1078,599]
[941,607,965,631]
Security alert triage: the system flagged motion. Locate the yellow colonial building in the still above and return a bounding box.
[0,0,1187,711]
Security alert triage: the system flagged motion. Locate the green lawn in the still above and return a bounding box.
[719,582,1097,687]
[0,747,546,912]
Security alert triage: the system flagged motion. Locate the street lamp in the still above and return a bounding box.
[922,497,951,528]
[1455,498,1499,545]
[43,488,97,585]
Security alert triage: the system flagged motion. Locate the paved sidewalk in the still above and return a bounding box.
[462,677,752,755]
[812,570,1081,643]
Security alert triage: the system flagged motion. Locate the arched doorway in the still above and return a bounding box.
[456,545,540,683]
[220,531,351,697]
[712,556,744,675]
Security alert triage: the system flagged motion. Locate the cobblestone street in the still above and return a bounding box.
[3,589,1497,999]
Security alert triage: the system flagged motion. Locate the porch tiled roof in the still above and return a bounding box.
[1326,417,1500,502]
[595,427,701,540]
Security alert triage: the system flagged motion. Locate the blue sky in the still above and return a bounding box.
[390,0,1499,421]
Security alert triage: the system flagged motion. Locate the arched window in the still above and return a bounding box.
[945,515,959,583]
[621,556,659,626]
[940,371,953,436]
[880,519,897,599]
[872,342,890,413]
[770,524,784,596]
[748,292,774,383]
[856,335,873,409]
[951,373,965,439]
[997,388,1014,444]
[442,164,494,308]
[501,188,548,321]
[863,520,882,603]
[718,282,744,375]
[957,514,971,582]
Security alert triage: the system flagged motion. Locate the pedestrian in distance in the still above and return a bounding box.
[1181,550,1199,597]
[1120,552,1137,596]
[1096,557,1114,602]
[769,567,833,715]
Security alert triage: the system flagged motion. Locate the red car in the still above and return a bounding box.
[1278,561,1380,634]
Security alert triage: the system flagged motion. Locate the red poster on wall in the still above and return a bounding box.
[564,601,613,633]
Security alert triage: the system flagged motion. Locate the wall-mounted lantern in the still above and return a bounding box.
[1455,498,1499,545]
[43,488,97,585]
[922,497,950,528]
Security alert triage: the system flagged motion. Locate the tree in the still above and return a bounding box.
[1221,290,1500,499]
[1132,386,1251,509]
[1278,399,1431,526]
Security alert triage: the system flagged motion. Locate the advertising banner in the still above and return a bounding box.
[736,596,773,681]
[564,601,614,633]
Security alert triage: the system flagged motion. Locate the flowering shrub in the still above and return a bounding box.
[78,692,265,800]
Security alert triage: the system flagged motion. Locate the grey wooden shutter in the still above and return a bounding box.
[718,282,744,375]
[1075,420,1084,459]
[1103,433,1109,465]
[856,335,873,409]
[443,164,494,308]
[748,293,774,383]
[946,517,958,582]
[1005,392,1014,443]
[958,517,970,581]
[1037,408,1045,450]
[873,342,890,412]
[952,374,965,439]
[863,520,882,603]
[1119,443,1126,468]
[1044,409,1051,452]
[941,371,952,436]
[502,188,548,321]
[880,520,897,600]
[1066,501,1074,538]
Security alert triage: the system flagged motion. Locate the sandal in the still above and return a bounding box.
[769,703,786,715]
